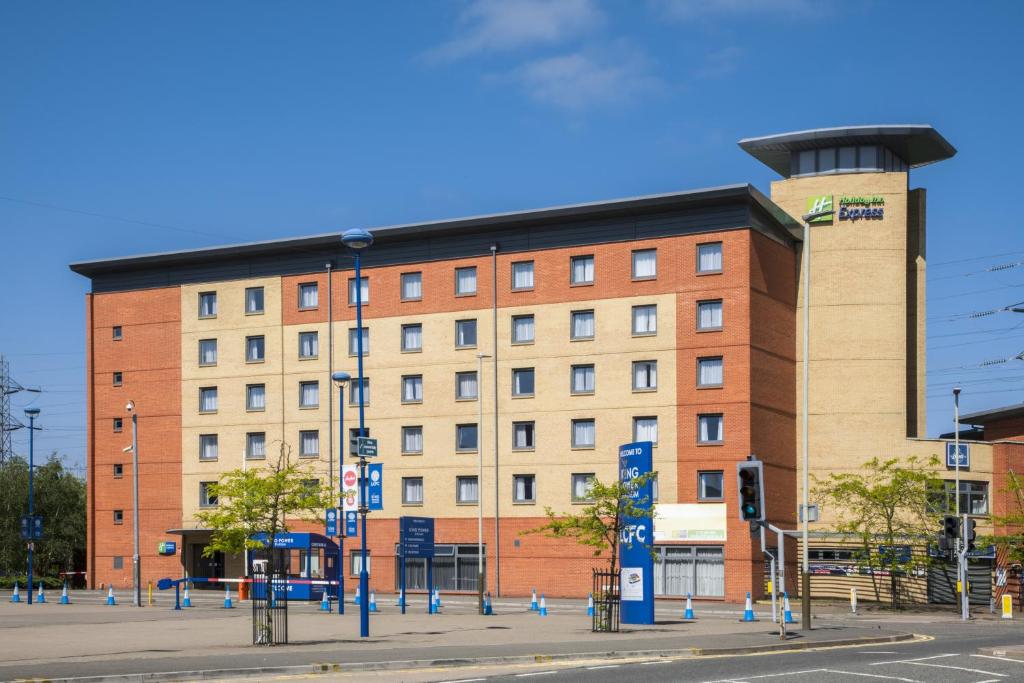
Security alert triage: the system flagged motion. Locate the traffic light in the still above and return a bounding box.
[964,518,977,552]
[736,460,765,522]
[942,515,960,541]
[349,427,370,456]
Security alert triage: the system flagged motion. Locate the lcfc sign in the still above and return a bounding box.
[618,441,654,625]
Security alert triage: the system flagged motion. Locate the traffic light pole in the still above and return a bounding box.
[960,513,970,621]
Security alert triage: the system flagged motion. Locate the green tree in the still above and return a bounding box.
[813,455,942,607]
[985,470,1024,565]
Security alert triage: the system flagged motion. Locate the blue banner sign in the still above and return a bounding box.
[346,511,358,537]
[400,516,435,558]
[878,544,912,565]
[368,463,383,511]
[618,441,654,625]
[946,442,969,469]
[325,508,338,537]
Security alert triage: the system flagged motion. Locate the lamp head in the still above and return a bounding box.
[341,228,374,251]
[24,408,40,418]
[126,400,135,412]
[332,371,352,385]
[953,387,961,397]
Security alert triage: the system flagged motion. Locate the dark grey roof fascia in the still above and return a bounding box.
[958,403,1024,425]
[738,125,957,177]
[69,184,799,278]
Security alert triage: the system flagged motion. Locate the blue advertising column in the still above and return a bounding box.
[619,441,654,625]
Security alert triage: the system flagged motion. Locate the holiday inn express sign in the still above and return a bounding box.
[806,194,885,222]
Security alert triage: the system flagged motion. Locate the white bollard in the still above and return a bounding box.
[850,587,857,614]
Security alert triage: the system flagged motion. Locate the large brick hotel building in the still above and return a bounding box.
[71,125,1024,603]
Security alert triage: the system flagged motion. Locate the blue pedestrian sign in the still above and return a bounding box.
[325,508,338,537]
[345,510,358,537]
[20,515,42,540]
[400,516,435,558]
[946,442,969,469]
[368,463,383,511]
[618,441,654,626]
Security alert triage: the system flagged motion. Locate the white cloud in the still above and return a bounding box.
[696,45,743,78]
[654,0,819,20]
[427,0,604,62]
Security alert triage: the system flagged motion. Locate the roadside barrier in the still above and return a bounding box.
[684,593,694,620]
[37,584,46,603]
[106,586,116,606]
[587,593,594,617]
[10,583,20,603]
[60,580,70,605]
[741,592,756,622]
[783,592,795,624]
[538,594,548,616]
[530,588,538,611]
[223,584,233,609]
[369,590,378,612]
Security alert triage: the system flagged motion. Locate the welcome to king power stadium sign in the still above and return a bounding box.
[807,194,885,222]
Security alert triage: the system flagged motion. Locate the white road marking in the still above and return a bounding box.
[515,673,557,678]
[585,665,620,670]
[870,654,957,666]
[822,671,921,682]
[973,654,1024,664]
[641,660,671,665]
[703,671,824,682]
[437,679,486,683]
[862,651,899,654]
[889,661,1005,676]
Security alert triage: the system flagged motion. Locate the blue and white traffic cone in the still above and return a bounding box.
[182,585,192,608]
[37,584,46,603]
[106,586,116,606]
[319,590,330,612]
[396,588,404,607]
[538,594,548,617]
[783,592,795,624]
[429,591,437,614]
[530,588,538,611]
[484,591,493,615]
[354,585,361,605]
[10,583,20,603]
[369,590,378,612]
[434,587,442,609]
[684,593,695,620]
[221,584,233,609]
[60,580,70,605]
[741,591,756,622]
[587,592,594,617]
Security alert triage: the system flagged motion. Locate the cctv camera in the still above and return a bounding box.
[126,400,135,412]
[122,446,133,453]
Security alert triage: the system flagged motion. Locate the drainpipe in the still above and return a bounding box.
[491,244,500,596]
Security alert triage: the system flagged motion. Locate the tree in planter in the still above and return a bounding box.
[522,472,657,628]
[194,442,333,644]
[812,455,942,608]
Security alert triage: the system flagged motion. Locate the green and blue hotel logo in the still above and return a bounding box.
[805,195,834,222]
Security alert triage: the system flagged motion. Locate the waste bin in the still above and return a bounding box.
[239,578,249,601]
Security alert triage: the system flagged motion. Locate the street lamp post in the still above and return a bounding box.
[126,401,141,607]
[332,371,350,616]
[24,408,40,605]
[342,227,373,639]
[476,352,491,615]
[799,207,834,630]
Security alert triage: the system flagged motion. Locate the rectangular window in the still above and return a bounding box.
[199,386,217,413]
[348,277,369,304]
[113,371,123,387]
[572,419,595,448]
[512,261,535,290]
[572,473,595,502]
[632,304,657,336]
[456,371,478,400]
[456,423,478,452]
[935,481,989,515]
[199,339,217,366]
[113,510,124,525]
[349,378,370,406]
[200,434,219,461]
[113,417,123,433]
[632,360,657,391]
[112,326,123,340]
[697,242,723,273]
[299,331,319,359]
[513,474,536,503]
[199,291,217,318]
[113,463,123,478]
[698,471,724,500]
[246,335,266,362]
[632,249,657,279]
[246,384,266,411]
[571,310,595,340]
[697,300,723,330]
[113,556,124,570]
[403,477,424,505]
[246,432,266,460]
[633,416,659,444]
[457,476,479,504]
[402,426,423,454]
[456,319,477,348]
[571,364,595,395]
[245,286,265,314]
[401,323,422,352]
[512,368,535,397]
[299,282,319,309]
[401,272,423,301]
[838,146,857,172]
[348,327,369,356]
[859,145,879,170]
[697,357,723,387]
[300,430,320,458]
[570,255,594,285]
[512,315,535,344]
[797,149,816,175]
[818,146,837,173]
[512,421,535,450]
[698,414,724,444]
[350,550,371,576]
[299,381,320,408]
[199,481,218,507]
[455,266,477,296]
[402,375,423,403]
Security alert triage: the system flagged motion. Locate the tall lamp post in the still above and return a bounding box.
[24,408,40,605]
[476,353,491,614]
[126,401,141,607]
[342,227,373,638]
[332,370,351,616]
[800,206,834,630]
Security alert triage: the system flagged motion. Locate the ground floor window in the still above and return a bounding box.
[394,544,484,592]
[653,545,724,598]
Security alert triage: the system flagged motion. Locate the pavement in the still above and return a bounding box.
[0,590,1019,683]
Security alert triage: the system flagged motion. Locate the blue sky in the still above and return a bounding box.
[2,0,1022,473]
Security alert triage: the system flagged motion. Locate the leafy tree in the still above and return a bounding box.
[985,470,1024,565]
[813,455,942,607]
